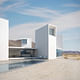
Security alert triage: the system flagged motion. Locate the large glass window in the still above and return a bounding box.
[56,49,63,56]
[22,39,27,44]
[49,28,55,36]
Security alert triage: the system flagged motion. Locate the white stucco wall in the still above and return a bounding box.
[36,24,56,59]
[48,35,56,59]
[21,38,32,48]
[0,18,9,60]
[35,25,48,58]
[48,24,56,59]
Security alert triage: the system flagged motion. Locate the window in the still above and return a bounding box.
[22,39,27,44]
[49,28,55,36]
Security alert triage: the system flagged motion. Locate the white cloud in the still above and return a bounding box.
[0,0,61,21]
[0,0,29,16]
[50,10,80,32]
[0,0,8,5]
[19,7,61,19]
[64,36,80,41]
[9,22,47,40]
[9,10,80,40]
[0,2,60,20]
[63,3,80,7]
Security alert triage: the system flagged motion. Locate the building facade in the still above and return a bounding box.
[0,18,9,60]
[35,24,56,59]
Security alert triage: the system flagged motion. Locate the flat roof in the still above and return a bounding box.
[9,47,36,50]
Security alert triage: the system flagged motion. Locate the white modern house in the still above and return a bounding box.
[0,18,9,60]
[15,38,32,48]
[35,24,56,59]
[21,38,32,48]
[9,38,33,57]
[0,17,62,60]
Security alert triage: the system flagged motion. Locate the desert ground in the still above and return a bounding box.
[63,54,80,60]
[0,57,80,80]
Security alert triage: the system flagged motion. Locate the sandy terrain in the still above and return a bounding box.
[63,54,80,60]
[0,58,80,80]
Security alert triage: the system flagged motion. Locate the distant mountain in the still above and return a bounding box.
[63,51,80,54]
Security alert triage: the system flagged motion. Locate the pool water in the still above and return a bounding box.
[0,60,44,73]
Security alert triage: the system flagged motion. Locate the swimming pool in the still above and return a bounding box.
[0,59,45,73]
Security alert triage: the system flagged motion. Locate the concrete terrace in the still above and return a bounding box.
[0,58,80,80]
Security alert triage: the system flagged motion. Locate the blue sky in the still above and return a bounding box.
[0,0,80,51]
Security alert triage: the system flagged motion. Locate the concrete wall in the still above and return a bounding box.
[35,25,48,58]
[0,18,9,60]
[36,24,56,59]
[48,25,56,59]
[48,35,56,59]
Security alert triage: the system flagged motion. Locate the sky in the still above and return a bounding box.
[0,0,80,51]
